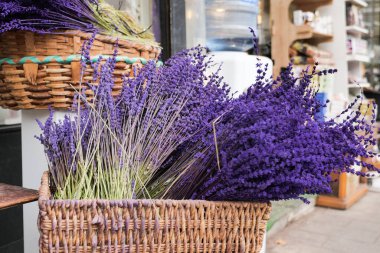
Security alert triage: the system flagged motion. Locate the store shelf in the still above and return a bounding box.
[348,83,371,88]
[293,0,332,6]
[307,31,333,44]
[296,25,333,43]
[345,0,368,8]
[346,26,369,36]
[0,183,38,210]
[317,173,368,210]
[363,8,380,14]
[293,0,333,11]
[309,31,334,43]
[294,64,335,71]
[270,0,334,76]
[347,54,371,63]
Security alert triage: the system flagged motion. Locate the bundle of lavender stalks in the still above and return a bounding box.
[0,0,155,43]
[36,36,380,203]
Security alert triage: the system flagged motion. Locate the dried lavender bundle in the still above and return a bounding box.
[0,0,155,41]
[36,41,230,199]
[162,62,380,203]
[36,32,380,202]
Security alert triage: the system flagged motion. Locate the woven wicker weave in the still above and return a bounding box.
[0,30,161,109]
[38,172,271,253]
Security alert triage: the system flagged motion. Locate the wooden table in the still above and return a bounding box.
[0,183,39,209]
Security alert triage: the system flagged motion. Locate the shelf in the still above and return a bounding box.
[270,0,335,76]
[294,64,335,70]
[345,0,368,8]
[347,54,370,63]
[0,183,38,210]
[292,0,333,11]
[363,156,380,168]
[309,31,334,43]
[317,184,368,210]
[296,25,333,43]
[348,83,371,88]
[363,87,380,95]
[363,8,380,14]
[346,26,369,36]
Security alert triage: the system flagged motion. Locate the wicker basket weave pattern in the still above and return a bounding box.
[0,31,161,109]
[38,172,271,253]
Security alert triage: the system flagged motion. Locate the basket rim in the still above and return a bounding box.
[0,54,164,66]
[1,29,161,51]
[38,171,272,208]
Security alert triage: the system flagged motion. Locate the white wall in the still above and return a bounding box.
[185,0,206,48]
[22,110,49,253]
[319,2,349,99]
[22,110,70,252]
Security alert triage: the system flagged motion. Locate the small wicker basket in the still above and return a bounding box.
[0,30,161,109]
[38,172,271,253]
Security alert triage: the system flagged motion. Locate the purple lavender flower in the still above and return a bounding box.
[166,63,380,203]
[0,0,152,39]
[36,38,230,199]
[36,32,380,202]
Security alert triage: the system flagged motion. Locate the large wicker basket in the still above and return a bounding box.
[38,172,271,253]
[0,30,161,109]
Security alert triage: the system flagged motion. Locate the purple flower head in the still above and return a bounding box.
[161,62,380,203]
[0,0,154,40]
[36,35,230,199]
[36,32,380,202]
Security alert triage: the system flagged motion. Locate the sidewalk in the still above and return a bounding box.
[267,191,380,253]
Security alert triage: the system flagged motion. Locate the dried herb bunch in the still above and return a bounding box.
[169,64,380,203]
[0,0,155,42]
[36,39,230,199]
[37,38,380,202]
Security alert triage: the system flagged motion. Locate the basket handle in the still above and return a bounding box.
[38,171,51,200]
[23,63,38,85]
[24,32,36,54]
[71,61,81,83]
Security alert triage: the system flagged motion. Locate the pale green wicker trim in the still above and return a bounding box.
[0,55,163,66]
